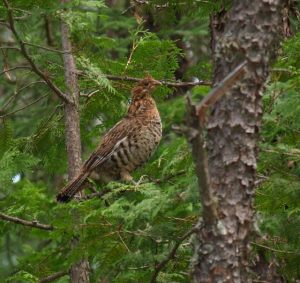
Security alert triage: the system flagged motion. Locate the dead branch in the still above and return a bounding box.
[196,61,247,123]
[2,80,45,111]
[44,15,55,47]
[0,212,54,231]
[0,93,49,118]
[186,94,217,226]
[0,46,20,51]
[24,41,70,54]
[0,65,31,77]
[2,0,71,104]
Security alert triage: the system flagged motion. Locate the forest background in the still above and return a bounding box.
[0,0,300,282]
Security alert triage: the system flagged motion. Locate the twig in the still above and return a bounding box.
[80,89,100,98]
[150,226,198,283]
[24,41,70,54]
[2,80,45,110]
[0,93,49,118]
[0,212,54,231]
[44,15,55,47]
[251,241,300,255]
[196,61,247,123]
[78,189,111,201]
[0,65,31,77]
[0,46,20,51]
[2,0,71,104]
[39,270,68,283]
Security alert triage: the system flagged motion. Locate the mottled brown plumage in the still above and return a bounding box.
[56,76,162,202]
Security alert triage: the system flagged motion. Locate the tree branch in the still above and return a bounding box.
[0,46,21,51]
[24,41,70,54]
[2,0,71,104]
[39,270,69,283]
[0,93,49,118]
[186,95,217,226]
[2,80,46,111]
[0,212,54,231]
[0,65,31,77]
[76,70,211,89]
[150,226,199,283]
[44,15,55,47]
[196,61,247,123]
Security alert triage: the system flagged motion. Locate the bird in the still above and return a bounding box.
[56,75,162,202]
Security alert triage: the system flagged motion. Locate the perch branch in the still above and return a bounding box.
[2,0,71,104]
[0,212,54,231]
[76,70,211,89]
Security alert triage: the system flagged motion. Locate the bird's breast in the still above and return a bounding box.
[103,119,161,175]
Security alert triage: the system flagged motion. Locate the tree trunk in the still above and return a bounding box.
[60,1,90,282]
[191,1,283,282]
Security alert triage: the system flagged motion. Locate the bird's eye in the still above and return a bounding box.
[128,98,132,104]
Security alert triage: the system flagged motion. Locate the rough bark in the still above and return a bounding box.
[191,1,283,282]
[60,1,90,282]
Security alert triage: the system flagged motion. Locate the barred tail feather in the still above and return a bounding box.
[56,172,89,202]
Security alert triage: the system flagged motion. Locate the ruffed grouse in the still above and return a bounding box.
[56,76,162,202]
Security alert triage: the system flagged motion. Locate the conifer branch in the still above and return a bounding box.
[76,70,211,89]
[0,212,54,231]
[2,0,71,104]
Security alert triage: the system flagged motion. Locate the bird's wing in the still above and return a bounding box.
[82,117,134,172]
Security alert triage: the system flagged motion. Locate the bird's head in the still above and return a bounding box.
[131,75,161,99]
[127,75,161,117]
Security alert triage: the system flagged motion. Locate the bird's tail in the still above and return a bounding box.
[56,172,89,202]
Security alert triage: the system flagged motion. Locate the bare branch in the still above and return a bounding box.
[0,212,54,231]
[251,242,300,255]
[44,15,55,47]
[39,271,69,283]
[0,65,31,77]
[150,226,199,283]
[2,80,45,111]
[0,93,49,118]
[196,61,247,123]
[2,0,71,104]
[0,46,20,51]
[186,95,217,226]
[24,41,70,54]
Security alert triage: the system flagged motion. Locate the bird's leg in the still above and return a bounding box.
[120,170,133,182]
